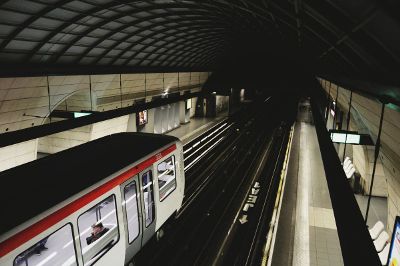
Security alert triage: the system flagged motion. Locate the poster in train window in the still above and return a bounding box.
[14,224,77,266]
[157,155,176,201]
[77,195,119,266]
[388,216,400,266]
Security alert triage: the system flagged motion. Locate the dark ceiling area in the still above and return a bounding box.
[1,0,400,104]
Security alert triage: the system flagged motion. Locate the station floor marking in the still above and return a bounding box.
[293,122,311,266]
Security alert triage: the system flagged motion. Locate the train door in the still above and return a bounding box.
[139,167,156,246]
[121,175,143,263]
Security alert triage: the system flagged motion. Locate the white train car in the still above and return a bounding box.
[0,133,185,266]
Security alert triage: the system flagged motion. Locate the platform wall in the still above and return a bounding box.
[0,72,210,171]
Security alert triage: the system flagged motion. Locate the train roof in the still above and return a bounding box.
[0,132,179,236]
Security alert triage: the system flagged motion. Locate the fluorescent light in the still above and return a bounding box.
[346,134,361,144]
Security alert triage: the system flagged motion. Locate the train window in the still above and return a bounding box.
[77,194,119,266]
[157,156,176,201]
[123,181,140,243]
[13,223,77,266]
[142,171,155,227]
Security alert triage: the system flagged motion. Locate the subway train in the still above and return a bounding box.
[0,133,185,266]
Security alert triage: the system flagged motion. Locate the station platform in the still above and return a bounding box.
[271,100,344,266]
[167,112,227,145]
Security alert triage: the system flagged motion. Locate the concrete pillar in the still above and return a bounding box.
[127,113,137,132]
[205,94,216,117]
[229,88,241,115]
[179,101,187,124]
[216,95,229,114]
[153,106,162,134]
[195,96,205,117]
[173,102,180,128]
[166,104,172,131]
[190,97,197,118]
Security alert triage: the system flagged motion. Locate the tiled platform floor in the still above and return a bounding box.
[271,100,343,266]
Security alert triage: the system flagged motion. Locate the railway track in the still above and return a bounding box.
[134,97,295,266]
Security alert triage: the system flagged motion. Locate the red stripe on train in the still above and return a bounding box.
[0,144,176,258]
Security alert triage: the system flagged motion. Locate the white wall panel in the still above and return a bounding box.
[0,71,210,170]
[0,139,38,171]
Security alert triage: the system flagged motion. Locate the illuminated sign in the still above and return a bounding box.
[50,110,95,119]
[328,130,374,145]
[330,132,361,144]
[73,112,92,118]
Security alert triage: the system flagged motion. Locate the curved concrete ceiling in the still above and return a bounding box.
[0,0,400,102]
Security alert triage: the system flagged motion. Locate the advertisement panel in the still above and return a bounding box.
[388,216,400,266]
[137,110,148,126]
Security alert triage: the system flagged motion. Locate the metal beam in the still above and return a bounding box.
[133,29,224,66]
[77,10,228,64]
[149,36,226,67]
[319,6,379,59]
[293,0,303,46]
